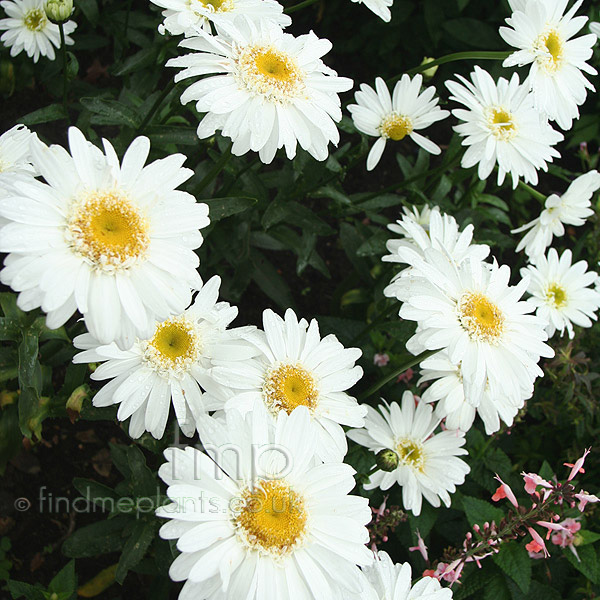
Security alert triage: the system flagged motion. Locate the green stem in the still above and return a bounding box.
[518,181,546,204]
[136,79,177,136]
[58,22,69,121]
[358,349,437,402]
[389,51,511,84]
[197,144,233,193]
[284,0,319,13]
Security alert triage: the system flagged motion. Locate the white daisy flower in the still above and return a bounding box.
[350,0,393,23]
[401,204,436,229]
[499,0,597,130]
[590,21,600,38]
[521,248,600,339]
[0,127,209,348]
[167,18,353,164]
[0,124,37,177]
[512,170,600,262]
[357,551,452,600]
[418,351,524,435]
[394,249,554,406]
[383,207,490,284]
[348,75,449,171]
[0,0,76,63]
[445,66,563,188]
[72,276,256,439]
[157,405,373,600]
[347,392,470,516]
[209,308,366,462]
[150,0,291,37]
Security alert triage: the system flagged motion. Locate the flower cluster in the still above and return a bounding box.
[423,449,599,585]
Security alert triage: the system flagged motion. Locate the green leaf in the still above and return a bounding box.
[113,46,158,76]
[115,521,156,584]
[147,125,199,147]
[66,52,79,80]
[483,574,511,600]
[0,293,21,319]
[203,197,257,221]
[250,251,295,311]
[20,104,68,126]
[76,0,99,24]
[0,317,20,341]
[578,529,600,545]
[461,495,505,527]
[73,478,119,509]
[0,404,21,474]
[7,580,45,600]
[127,446,156,497]
[62,517,129,558]
[483,448,512,479]
[49,560,76,595]
[492,542,531,593]
[565,543,600,583]
[525,581,562,600]
[80,97,141,128]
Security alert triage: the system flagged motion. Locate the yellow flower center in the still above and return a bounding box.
[396,438,425,472]
[263,363,318,415]
[233,480,308,557]
[546,283,567,308]
[236,46,304,103]
[143,316,201,375]
[68,192,149,270]
[191,0,231,11]
[458,292,505,344]
[24,9,47,31]
[488,108,516,141]
[380,113,414,141]
[535,29,564,72]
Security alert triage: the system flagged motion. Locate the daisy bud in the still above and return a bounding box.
[376,448,400,472]
[45,0,74,23]
[420,57,439,79]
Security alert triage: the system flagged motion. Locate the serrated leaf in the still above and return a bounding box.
[565,543,600,583]
[7,580,45,600]
[492,543,531,593]
[461,495,505,527]
[483,574,511,600]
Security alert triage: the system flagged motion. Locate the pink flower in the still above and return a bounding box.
[526,539,545,559]
[574,490,599,511]
[409,529,428,562]
[537,520,568,540]
[492,475,519,508]
[565,448,591,481]
[522,472,552,495]
[397,367,414,384]
[373,353,390,367]
[527,527,550,558]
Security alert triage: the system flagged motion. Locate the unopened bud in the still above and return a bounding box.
[420,57,439,80]
[45,0,74,22]
[376,448,399,472]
